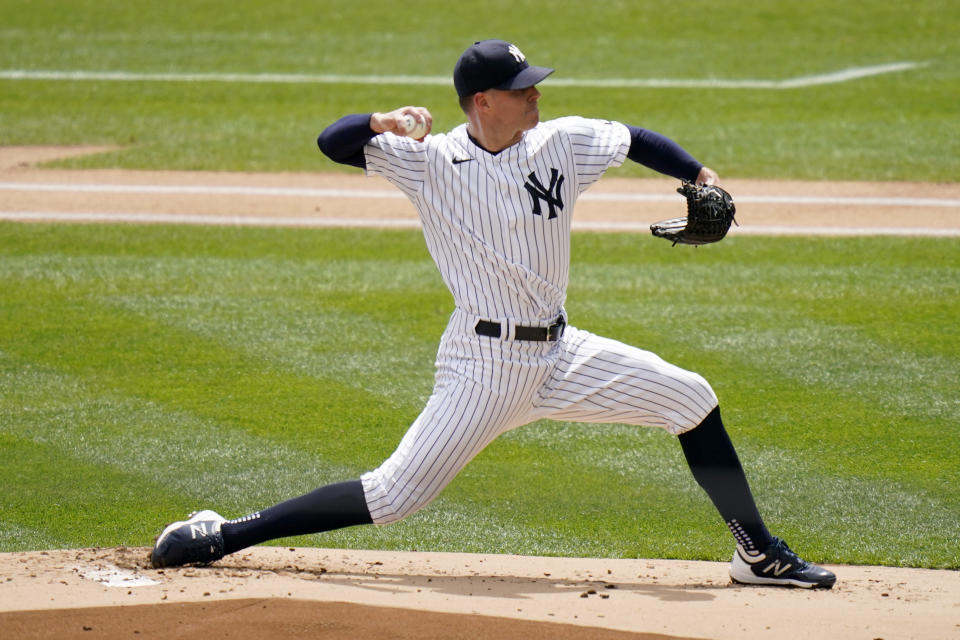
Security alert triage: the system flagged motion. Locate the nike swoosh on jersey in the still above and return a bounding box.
[452,157,474,165]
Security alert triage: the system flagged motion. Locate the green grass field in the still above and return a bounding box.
[1,0,958,179]
[1,1,958,569]
[1,224,957,568]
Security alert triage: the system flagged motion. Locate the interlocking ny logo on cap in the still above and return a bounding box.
[507,44,526,63]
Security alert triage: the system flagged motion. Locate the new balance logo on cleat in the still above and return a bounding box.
[729,537,836,589]
[151,510,226,569]
[761,558,793,576]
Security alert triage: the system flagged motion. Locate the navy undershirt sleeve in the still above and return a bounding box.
[626,124,703,182]
[317,113,376,169]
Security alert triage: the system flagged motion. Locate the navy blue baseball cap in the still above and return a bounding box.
[453,40,554,98]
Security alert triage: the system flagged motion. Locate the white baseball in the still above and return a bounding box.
[400,114,428,139]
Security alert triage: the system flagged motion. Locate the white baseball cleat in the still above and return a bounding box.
[730,537,836,588]
[151,510,226,569]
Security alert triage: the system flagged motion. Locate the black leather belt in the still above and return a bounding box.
[475,315,566,342]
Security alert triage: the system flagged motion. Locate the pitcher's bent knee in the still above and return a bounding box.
[668,370,719,435]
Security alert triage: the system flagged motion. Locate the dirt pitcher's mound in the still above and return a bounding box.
[0,598,696,640]
[1,547,957,639]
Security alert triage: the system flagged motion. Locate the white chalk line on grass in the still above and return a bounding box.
[3,211,958,237]
[3,182,959,209]
[0,61,926,89]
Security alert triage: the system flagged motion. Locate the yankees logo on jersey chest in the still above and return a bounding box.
[524,168,565,219]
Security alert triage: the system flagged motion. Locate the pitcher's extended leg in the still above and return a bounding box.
[678,406,772,553]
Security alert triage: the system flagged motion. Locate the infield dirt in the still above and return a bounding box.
[2,145,959,233]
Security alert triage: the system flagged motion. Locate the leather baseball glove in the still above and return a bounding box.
[650,182,737,246]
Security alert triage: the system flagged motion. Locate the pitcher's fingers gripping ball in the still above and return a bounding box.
[651,182,738,246]
[400,113,429,139]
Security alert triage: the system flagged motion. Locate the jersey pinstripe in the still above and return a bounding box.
[364,117,629,324]
[359,117,718,525]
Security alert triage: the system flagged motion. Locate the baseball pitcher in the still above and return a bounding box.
[151,39,835,589]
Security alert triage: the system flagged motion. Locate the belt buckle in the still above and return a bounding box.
[547,315,566,341]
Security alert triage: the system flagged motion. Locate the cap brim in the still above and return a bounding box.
[495,65,554,91]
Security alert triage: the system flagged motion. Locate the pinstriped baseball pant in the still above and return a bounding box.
[361,309,718,524]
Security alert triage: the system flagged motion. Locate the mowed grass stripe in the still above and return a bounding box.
[0,278,408,465]
[0,432,189,549]
[0,354,366,543]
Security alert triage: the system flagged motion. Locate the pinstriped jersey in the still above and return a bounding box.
[364,117,631,325]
